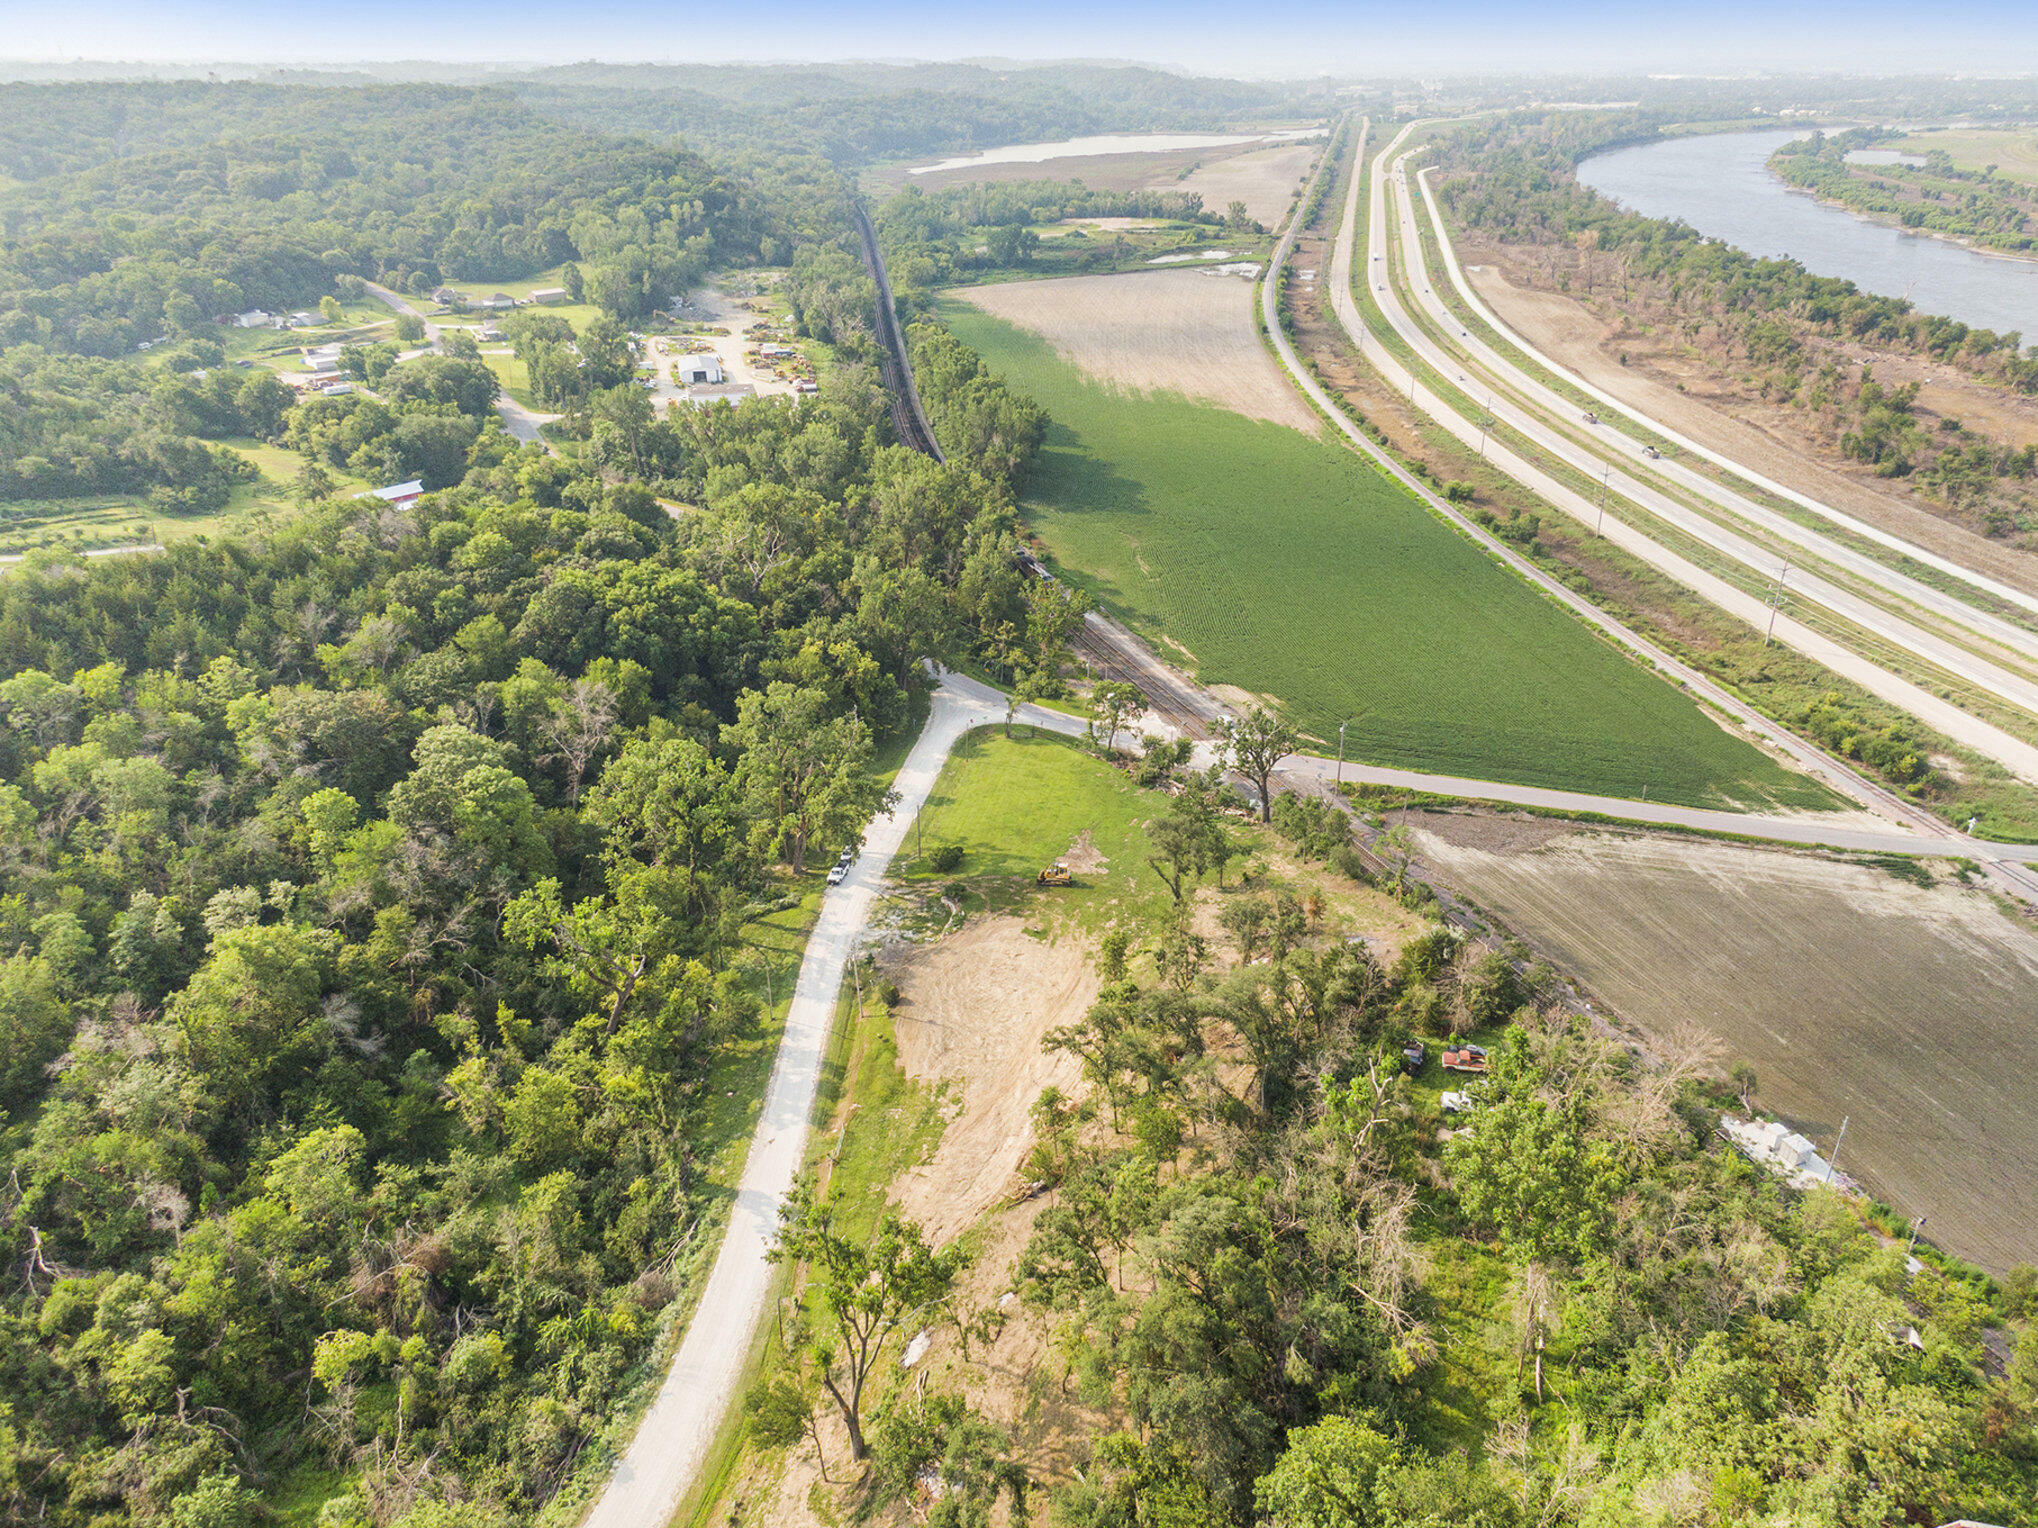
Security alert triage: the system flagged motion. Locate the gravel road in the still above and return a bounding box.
[581,672,1080,1528]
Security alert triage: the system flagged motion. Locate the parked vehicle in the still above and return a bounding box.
[826,863,847,886]
[1442,1044,1490,1074]
[1401,1041,1426,1075]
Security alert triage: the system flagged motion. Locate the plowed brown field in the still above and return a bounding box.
[955,268,1317,430]
[1412,817,2038,1273]
[1165,142,1319,228]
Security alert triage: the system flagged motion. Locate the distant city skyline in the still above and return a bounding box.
[4,0,2038,80]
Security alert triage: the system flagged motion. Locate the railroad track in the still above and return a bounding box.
[850,199,945,461]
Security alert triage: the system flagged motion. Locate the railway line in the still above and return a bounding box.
[851,198,946,461]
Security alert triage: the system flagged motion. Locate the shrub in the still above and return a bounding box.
[926,843,964,873]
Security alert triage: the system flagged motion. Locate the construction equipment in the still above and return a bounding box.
[1441,1043,1490,1074]
[1037,861,1073,887]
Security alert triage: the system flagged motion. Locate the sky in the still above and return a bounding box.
[2,0,2037,79]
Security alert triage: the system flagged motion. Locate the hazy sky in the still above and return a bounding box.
[3,0,2036,78]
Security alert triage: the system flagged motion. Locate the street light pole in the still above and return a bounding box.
[1337,720,1347,785]
[1594,466,1610,536]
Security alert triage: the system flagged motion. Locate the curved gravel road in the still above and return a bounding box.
[581,672,1083,1528]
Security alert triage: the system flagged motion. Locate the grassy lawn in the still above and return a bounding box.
[0,438,358,558]
[939,301,1837,812]
[480,351,535,407]
[899,725,1178,934]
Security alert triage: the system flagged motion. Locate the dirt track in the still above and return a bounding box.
[957,268,1317,430]
[1464,259,2038,597]
[1412,816,2038,1274]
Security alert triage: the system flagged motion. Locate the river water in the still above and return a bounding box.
[1577,129,2038,342]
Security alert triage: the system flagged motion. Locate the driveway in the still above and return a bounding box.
[581,672,1080,1528]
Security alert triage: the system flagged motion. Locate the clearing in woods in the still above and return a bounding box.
[956,268,1315,429]
[1166,142,1320,228]
[1410,815,2038,1274]
[938,296,1839,810]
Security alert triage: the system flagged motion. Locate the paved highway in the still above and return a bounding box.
[1409,164,2038,626]
[1341,124,2038,782]
[1380,152,2038,689]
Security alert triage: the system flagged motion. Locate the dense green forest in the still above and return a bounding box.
[0,83,774,356]
[0,310,1086,1522]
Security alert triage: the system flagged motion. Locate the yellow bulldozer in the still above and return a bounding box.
[1037,861,1073,887]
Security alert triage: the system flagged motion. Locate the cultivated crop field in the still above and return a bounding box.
[1170,142,1319,227]
[1413,817,2038,1272]
[957,269,1314,428]
[940,299,1837,809]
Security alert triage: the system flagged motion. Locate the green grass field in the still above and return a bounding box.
[0,437,361,558]
[1890,128,2038,186]
[901,725,1179,932]
[940,301,1837,811]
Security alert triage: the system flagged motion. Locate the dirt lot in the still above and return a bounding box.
[955,268,1318,430]
[1463,257,2038,596]
[881,915,1094,1245]
[1165,143,1318,228]
[1411,813,2038,1273]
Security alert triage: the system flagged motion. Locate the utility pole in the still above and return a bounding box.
[1765,564,1791,643]
[1337,720,1347,785]
[1830,1114,1849,1182]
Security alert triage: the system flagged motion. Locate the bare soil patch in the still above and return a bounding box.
[1462,257,2038,596]
[956,269,1317,430]
[1163,143,1318,228]
[881,916,1095,1244]
[1413,820,2038,1273]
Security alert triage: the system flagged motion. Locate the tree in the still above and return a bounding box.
[1222,706,1297,824]
[320,295,344,324]
[1148,790,1222,904]
[1089,681,1144,753]
[1445,1093,1625,1264]
[1256,1417,1400,1528]
[394,312,426,345]
[769,1187,965,1460]
[724,682,897,874]
[541,678,618,804]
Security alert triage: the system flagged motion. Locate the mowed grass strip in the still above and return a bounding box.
[904,726,1178,932]
[940,300,1836,811]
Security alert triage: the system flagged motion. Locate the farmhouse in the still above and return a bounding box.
[677,354,726,386]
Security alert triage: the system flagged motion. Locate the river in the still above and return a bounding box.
[1577,129,2038,342]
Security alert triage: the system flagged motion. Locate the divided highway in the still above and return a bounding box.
[1341,124,2038,783]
